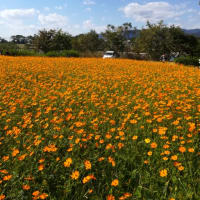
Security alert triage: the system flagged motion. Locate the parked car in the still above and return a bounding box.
[103,51,118,59]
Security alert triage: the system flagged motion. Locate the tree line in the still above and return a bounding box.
[0,20,200,60]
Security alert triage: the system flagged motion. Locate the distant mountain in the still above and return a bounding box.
[182,29,200,37]
[99,28,200,40]
[125,29,200,39]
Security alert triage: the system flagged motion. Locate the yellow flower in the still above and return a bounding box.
[145,138,151,143]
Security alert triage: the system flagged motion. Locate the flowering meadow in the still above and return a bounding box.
[0,56,200,200]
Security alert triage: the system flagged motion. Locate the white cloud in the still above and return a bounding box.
[85,7,91,12]
[82,19,105,33]
[0,9,39,39]
[0,8,37,19]
[55,6,63,10]
[44,7,50,11]
[121,2,185,23]
[38,13,68,28]
[83,0,95,5]
[83,19,93,29]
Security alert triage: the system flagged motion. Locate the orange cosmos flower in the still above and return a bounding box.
[179,146,186,153]
[71,171,80,180]
[32,191,40,196]
[151,142,157,148]
[174,162,181,167]
[12,149,19,157]
[188,148,194,152]
[111,179,119,186]
[109,120,116,125]
[160,169,167,177]
[118,142,124,149]
[98,157,105,162]
[107,194,115,200]
[178,166,184,171]
[38,164,44,171]
[84,160,92,170]
[3,175,12,181]
[39,193,48,199]
[163,144,169,149]
[18,154,27,161]
[22,185,30,190]
[0,195,5,200]
[2,156,9,162]
[163,157,168,161]
[132,135,138,140]
[82,174,96,184]
[171,155,178,161]
[64,158,72,167]
[144,160,149,164]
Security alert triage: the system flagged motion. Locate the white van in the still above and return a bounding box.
[103,51,117,59]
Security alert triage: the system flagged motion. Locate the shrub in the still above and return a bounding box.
[174,56,199,66]
[45,50,80,57]
[61,50,79,57]
[45,51,60,57]
[1,49,36,56]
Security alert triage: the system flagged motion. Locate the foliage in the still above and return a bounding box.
[33,29,72,53]
[2,49,37,56]
[61,50,79,57]
[174,56,199,66]
[10,35,34,44]
[102,24,126,52]
[45,51,60,57]
[133,21,174,60]
[0,42,18,52]
[134,21,200,61]
[72,30,104,52]
[45,50,79,57]
[0,57,200,200]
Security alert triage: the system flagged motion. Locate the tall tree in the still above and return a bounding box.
[33,29,72,53]
[72,30,104,52]
[134,21,173,60]
[102,24,125,52]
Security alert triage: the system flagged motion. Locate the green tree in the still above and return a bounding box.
[33,29,72,53]
[133,21,173,60]
[72,30,104,52]
[169,26,199,57]
[102,24,126,52]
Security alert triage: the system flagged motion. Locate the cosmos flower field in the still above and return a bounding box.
[0,56,200,200]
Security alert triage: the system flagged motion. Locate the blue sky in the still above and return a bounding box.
[0,0,200,39]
